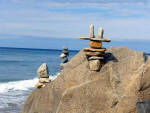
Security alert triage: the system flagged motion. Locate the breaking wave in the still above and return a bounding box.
[0,74,59,93]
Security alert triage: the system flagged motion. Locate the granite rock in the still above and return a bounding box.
[21,46,150,113]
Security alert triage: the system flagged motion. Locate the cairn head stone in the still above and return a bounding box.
[37,63,49,78]
[63,46,68,50]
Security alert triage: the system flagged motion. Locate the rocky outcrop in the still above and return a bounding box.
[21,46,150,113]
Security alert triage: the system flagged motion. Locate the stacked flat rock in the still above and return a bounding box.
[79,24,111,71]
[60,46,69,70]
[35,63,51,88]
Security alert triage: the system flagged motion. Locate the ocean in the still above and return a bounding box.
[0,47,78,113]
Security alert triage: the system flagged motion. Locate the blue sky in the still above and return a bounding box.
[0,0,150,51]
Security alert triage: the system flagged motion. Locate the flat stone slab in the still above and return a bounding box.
[89,40,102,49]
[85,51,105,56]
[39,78,51,83]
[84,48,106,52]
[79,37,111,42]
[88,56,104,60]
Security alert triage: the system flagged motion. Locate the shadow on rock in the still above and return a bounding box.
[104,52,118,63]
[136,99,150,113]
[144,53,149,63]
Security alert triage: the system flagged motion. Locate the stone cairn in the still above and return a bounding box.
[79,24,111,71]
[60,46,69,70]
[35,63,51,88]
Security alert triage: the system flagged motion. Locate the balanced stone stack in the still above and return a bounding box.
[79,24,111,71]
[60,46,69,70]
[35,63,51,88]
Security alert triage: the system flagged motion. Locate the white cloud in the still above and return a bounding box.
[0,0,150,40]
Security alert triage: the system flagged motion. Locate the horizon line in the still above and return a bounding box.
[0,46,149,55]
[0,46,79,52]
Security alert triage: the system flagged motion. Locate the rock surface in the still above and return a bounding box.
[21,46,150,113]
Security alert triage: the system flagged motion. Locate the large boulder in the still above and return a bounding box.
[21,46,150,113]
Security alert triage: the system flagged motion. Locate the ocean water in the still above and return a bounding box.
[0,47,78,113]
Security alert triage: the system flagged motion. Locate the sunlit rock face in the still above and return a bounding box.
[21,46,150,113]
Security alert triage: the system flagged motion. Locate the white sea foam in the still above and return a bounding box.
[0,78,38,93]
[0,74,59,93]
[50,73,60,80]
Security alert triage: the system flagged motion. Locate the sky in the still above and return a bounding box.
[0,0,150,51]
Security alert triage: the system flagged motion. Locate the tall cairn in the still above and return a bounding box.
[35,63,51,88]
[79,24,111,71]
[60,46,69,70]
